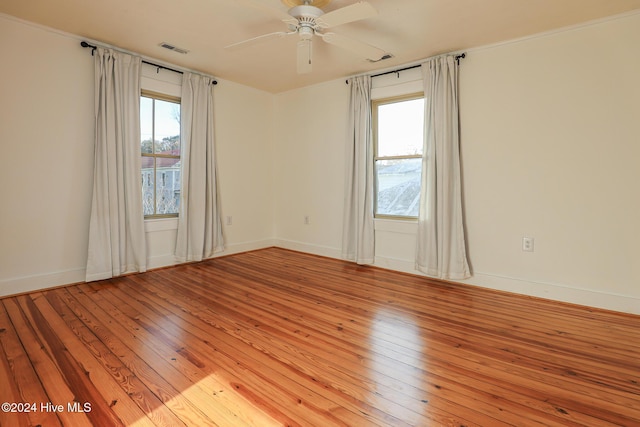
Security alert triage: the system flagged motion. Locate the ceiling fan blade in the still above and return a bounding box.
[320,32,386,61]
[315,1,377,28]
[225,31,295,50]
[297,39,313,74]
[235,0,298,25]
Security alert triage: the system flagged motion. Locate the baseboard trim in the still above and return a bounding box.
[0,268,85,298]
[214,239,278,257]
[371,253,640,315]
[0,239,278,298]
[139,238,280,270]
[273,239,343,260]
[459,273,640,316]
[3,241,638,315]
[272,242,640,315]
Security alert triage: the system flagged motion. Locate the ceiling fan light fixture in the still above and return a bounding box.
[299,26,314,40]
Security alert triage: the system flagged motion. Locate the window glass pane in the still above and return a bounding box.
[155,157,181,215]
[375,158,422,217]
[141,97,153,154]
[141,93,181,217]
[377,98,424,157]
[154,100,181,156]
[141,157,155,216]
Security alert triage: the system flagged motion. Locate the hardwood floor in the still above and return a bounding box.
[1,248,639,426]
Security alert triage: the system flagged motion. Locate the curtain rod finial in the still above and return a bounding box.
[81,41,97,56]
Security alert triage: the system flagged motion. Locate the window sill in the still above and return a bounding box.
[374,218,418,235]
[144,217,179,232]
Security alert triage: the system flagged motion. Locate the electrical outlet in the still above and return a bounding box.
[226,216,233,226]
[522,236,534,252]
[304,215,310,225]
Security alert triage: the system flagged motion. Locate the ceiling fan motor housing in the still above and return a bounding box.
[289,5,323,39]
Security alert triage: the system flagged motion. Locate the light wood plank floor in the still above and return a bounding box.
[1,247,639,426]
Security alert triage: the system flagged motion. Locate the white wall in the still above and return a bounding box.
[214,79,276,253]
[273,79,350,257]
[274,12,640,314]
[0,16,94,293]
[459,12,640,313]
[0,14,276,295]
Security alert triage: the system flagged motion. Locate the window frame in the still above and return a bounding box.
[372,92,425,221]
[141,90,181,219]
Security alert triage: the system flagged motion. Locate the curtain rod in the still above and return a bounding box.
[80,41,218,85]
[371,53,466,78]
[370,64,421,79]
[347,52,466,83]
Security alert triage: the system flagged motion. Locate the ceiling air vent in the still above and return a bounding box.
[159,42,189,54]
[368,54,393,63]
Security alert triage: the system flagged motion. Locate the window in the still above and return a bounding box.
[140,91,181,218]
[373,93,425,219]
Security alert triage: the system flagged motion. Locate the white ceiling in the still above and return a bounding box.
[2,0,640,93]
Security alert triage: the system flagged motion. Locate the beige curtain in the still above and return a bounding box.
[86,48,146,281]
[175,72,224,262]
[416,56,471,279]
[342,75,375,264]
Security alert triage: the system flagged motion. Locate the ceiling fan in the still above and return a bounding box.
[226,0,388,74]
